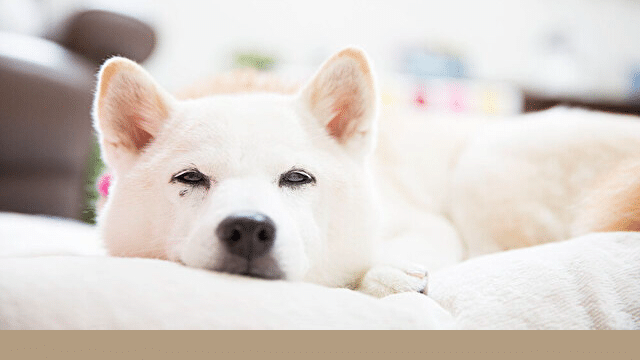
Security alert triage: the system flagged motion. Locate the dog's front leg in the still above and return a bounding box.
[357,262,429,298]
[355,211,463,298]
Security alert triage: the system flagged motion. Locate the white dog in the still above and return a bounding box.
[93,47,640,297]
[95,48,429,296]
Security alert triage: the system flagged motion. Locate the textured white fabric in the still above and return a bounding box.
[0,213,105,257]
[1,212,638,329]
[0,256,457,329]
[430,232,640,329]
[0,213,453,330]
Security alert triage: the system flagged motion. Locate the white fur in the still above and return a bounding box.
[371,107,640,269]
[94,47,640,297]
[449,108,640,257]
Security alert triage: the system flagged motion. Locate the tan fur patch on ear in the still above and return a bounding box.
[335,48,372,77]
[98,59,123,104]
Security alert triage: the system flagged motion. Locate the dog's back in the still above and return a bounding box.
[449,108,640,256]
[175,69,300,99]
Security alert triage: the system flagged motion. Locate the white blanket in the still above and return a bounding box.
[1,213,638,329]
[430,232,640,329]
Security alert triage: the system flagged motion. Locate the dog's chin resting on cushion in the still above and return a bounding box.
[92,47,429,297]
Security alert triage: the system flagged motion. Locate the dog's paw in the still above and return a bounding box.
[357,264,428,298]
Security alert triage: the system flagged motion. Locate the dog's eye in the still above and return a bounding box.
[279,169,315,188]
[172,169,210,187]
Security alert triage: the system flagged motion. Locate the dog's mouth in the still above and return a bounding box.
[239,266,284,280]
[211,255,285,280]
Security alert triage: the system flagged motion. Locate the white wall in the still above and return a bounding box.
[33,0,640,99]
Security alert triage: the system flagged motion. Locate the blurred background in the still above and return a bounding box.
[1,0,640,223]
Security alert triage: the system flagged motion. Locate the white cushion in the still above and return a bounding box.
[0,212,452,329]
[430,232,640,329]
[2,212,638,329]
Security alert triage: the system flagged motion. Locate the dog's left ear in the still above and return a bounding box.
[298,47,378,157]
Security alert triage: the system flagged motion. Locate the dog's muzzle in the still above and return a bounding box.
[214,212,283,279]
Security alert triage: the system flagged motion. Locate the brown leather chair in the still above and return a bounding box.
[0,9,156,220]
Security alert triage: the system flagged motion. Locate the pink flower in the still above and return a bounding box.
[97,173,112,197]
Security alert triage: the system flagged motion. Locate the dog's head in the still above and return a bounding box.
[93,48,379,287]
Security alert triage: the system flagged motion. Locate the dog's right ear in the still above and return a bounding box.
[93,57,175,174]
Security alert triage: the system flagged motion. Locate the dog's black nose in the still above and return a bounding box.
[216,212,276,260]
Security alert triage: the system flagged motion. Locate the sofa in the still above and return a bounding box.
[0,8,155,220]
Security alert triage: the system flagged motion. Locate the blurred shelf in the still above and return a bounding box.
[524,93,640,116]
